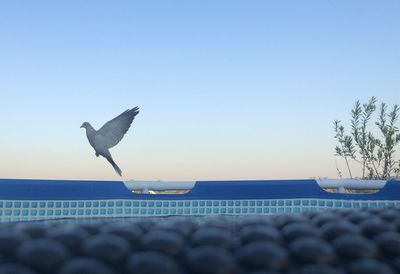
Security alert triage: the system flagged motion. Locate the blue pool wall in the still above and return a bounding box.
[0,178,399,200]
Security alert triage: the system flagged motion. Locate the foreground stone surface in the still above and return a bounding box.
[0,207,399,274]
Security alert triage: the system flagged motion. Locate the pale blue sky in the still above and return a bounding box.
[0,1,399,180]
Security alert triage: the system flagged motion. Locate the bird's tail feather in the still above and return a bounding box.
[104,153,122,176]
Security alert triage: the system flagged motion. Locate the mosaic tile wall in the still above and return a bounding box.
[1,198,399,222]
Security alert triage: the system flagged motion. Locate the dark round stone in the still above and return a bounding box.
[191,227,237,251]
[310,212,340,227]
[77,223,101,235]
[57,257,116,274]
[125,251,183,274]
[321,220,359,241]
[202,217,235,231]
[347,259,395,274]
[47,225,89,254]
[16,223,48,239]
[282,223,320,242]
[82,234,130,267]
[141,230,186,258]
[240,225,282,244]
[236,216,272,228]
[333,234,377,260]
[289,238,335,264]
[242,271,280,274]
[346,211,372,224]
[17,238,70,273]
[100,222,142,249]
[154,219,196,239]
[186,246,235,274]
[359,218,393,238]
[378,209,399,222]
[0,263,37,274]
[375,232,400,257]
[293,264,345,274]
[236,241,288,271]
[0,229,30,258]
[274,214,308,229]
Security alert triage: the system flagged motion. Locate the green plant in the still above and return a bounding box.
[333,97,400,180]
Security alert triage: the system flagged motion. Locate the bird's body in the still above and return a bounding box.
[80,107,139,176]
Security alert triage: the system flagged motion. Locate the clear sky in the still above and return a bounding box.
[0,1,399,181]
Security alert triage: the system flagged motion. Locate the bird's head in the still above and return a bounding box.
[80,122,90,129]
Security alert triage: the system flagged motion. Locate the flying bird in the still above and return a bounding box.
[80,107,139,176]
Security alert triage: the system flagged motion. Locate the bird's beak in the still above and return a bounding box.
[80,125,84,128]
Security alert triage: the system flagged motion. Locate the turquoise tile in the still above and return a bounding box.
[171,209,177,214]
[92,201,99,207]
[353,202,360,208]
[148,209,154,215]
[192,201,199,207]
[63,202,69,208]
[78,209,84,215]
[6,202,12,208]
[14,202,21,208]
[344,202,351,208]
[100,209,106,215]
[107,209,114,214]
[234,201,240,206]
[285,208,292,213]
[249,208,255,213]
[199,208,205,214]
[294,200,301,206]
[213,201,220,206]
[78,201,85,207]
[148,202,154,207]
[228,201,234,206]
[140,209,146,214]
[116,208,122,214]
[93,209,99,215]
[163,202,169,207]
[22,210,29,216]
[335,201,342,207]
[249,201,255,207]
[47,210,54,215]
[14,210,21,216]
[242,208,248,214]
[23,202,30,208]
[302,200,309,206]
[271,208,277,214]
[0,201,3,207]
[132,209,139,214]
[171,202,177,207]
[370,203,377,208]
[213,208,219,214]
[116,201,122,207]
[271,201,277,206]
[124,201,132,207]
[85,209,92,215]
[31,202,38,208]
[39,202,46,208]
[206,208,212,214]
[235,208,241,214]
[100,201,107,207]
[221,208,226,214]
[206,201,212,206]
[124,208,131,214]
[71,202,77,207]
[107,201,114,207]
[39,210,46,216]
[177,209,183,214]
[55,202,61,208]
[162,209,169,214]
[220,201,226,206]
[293,208,301,213]
[256,201,262,206]
[199,201,205,206]
[55,210,61,216]
[227,208,233,214]
[156,202,162,207]
[318,201,325,207]
[285,200,292,206]
[192,208,199,214]
[310,200,317,206]
[5,210,12,216]
[184,209,190,214]
[243,201,249,207]
[86,201,92,207]
[256,208,262,214]
[264,201,270,206]
[327,201,333,207]
[70,210,77,215]
[132,202,139,207]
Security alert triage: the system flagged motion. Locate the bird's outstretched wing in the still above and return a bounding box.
[97,107,139,149]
